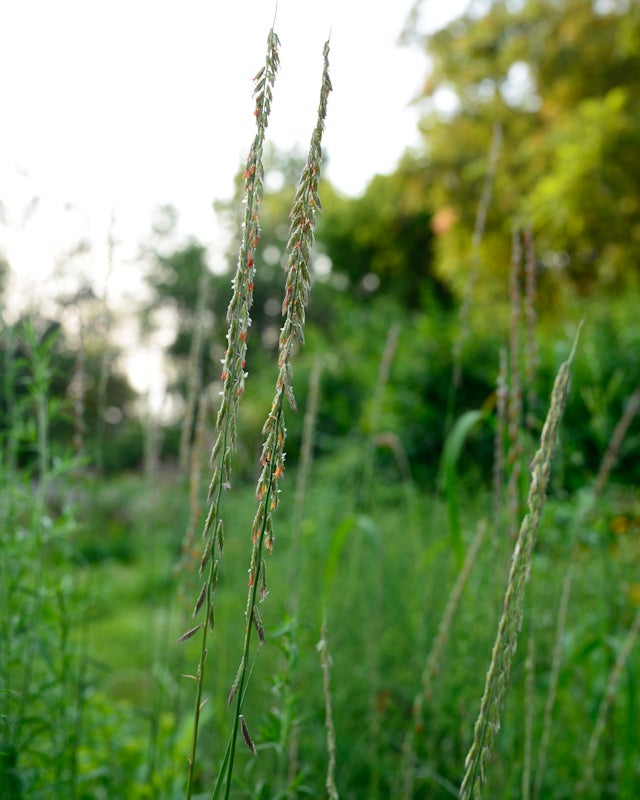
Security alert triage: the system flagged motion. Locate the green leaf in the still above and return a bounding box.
[440,409,485,567]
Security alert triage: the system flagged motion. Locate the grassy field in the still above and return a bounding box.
[3,19,640,800]
[3,420,640,799]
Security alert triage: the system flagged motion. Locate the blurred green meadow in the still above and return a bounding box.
[2,296,640,798]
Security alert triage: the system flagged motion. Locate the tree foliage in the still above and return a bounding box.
[406,0,640,303]
[316,157,451,308]
[215,147,450,325]
[0,313,140,472]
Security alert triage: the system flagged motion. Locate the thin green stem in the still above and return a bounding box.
[182,29,280,799]
[185,425,229,800]
[401,521,487,800]
[318,611,339,800]
[210,34,329,799]
[220,402,283,800]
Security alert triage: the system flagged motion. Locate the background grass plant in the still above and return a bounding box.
[0,322,89,799]
[460,327,580,799]
[2,310,639,798]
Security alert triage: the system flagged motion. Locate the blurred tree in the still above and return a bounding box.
[141,207,222,401]
[404,0,640,307]
[0,312,140,472]
[0,252,9,301]
[316,155,451,308]
[140,194,321,465]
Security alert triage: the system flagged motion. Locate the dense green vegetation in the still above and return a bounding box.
[2,320,639,798]
[2,1,640,798]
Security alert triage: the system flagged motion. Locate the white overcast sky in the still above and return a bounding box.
[0,0,467,315]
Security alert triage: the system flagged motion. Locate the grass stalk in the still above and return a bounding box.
[492,347,508,528]
[522,627,535,800]
[532,569,572,800]
[70,305,86,457]
[361,322,400,507]
[593,385,640,497]
[143,388,163,481]
[95,212,116,474]
[361,322,400,797]
[289,356,322,616]
[182,28,281,800]
[506,229,524,540]
[459,325,580,800]
[400,520,487,800]
[317,613,339,800]
[451,122,502,393]
[578,604,640,794]
[214,38,331,799]
[285,357,322,787]
[15,324,53,746]
[344,322,401,621]
[179,269,210,474]
[523,227,539,432]
[176,390,210,614]
[0,312,18,472]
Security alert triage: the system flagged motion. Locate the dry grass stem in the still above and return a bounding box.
[286,359,322,781]
[523,228,539,431]
[318,615,339,800]
[401,520,488,800]
[287,357,322,618]
[459,326,580,800]
[176,391,210,608]
[71,310,86,456]
[493,346,508,526]
[452,122,502,389]
[594,385,640,497]
[522,629,535,800]
[179,270,210,473]
[533,569,572,800]
[506,229,524,540]
[95,215,117,473]
[362,323,400,504]
[578,604,640,794]
[143,390,162,480]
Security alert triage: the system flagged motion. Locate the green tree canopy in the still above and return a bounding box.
[316,157,451,309]
[406,0,640,305]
